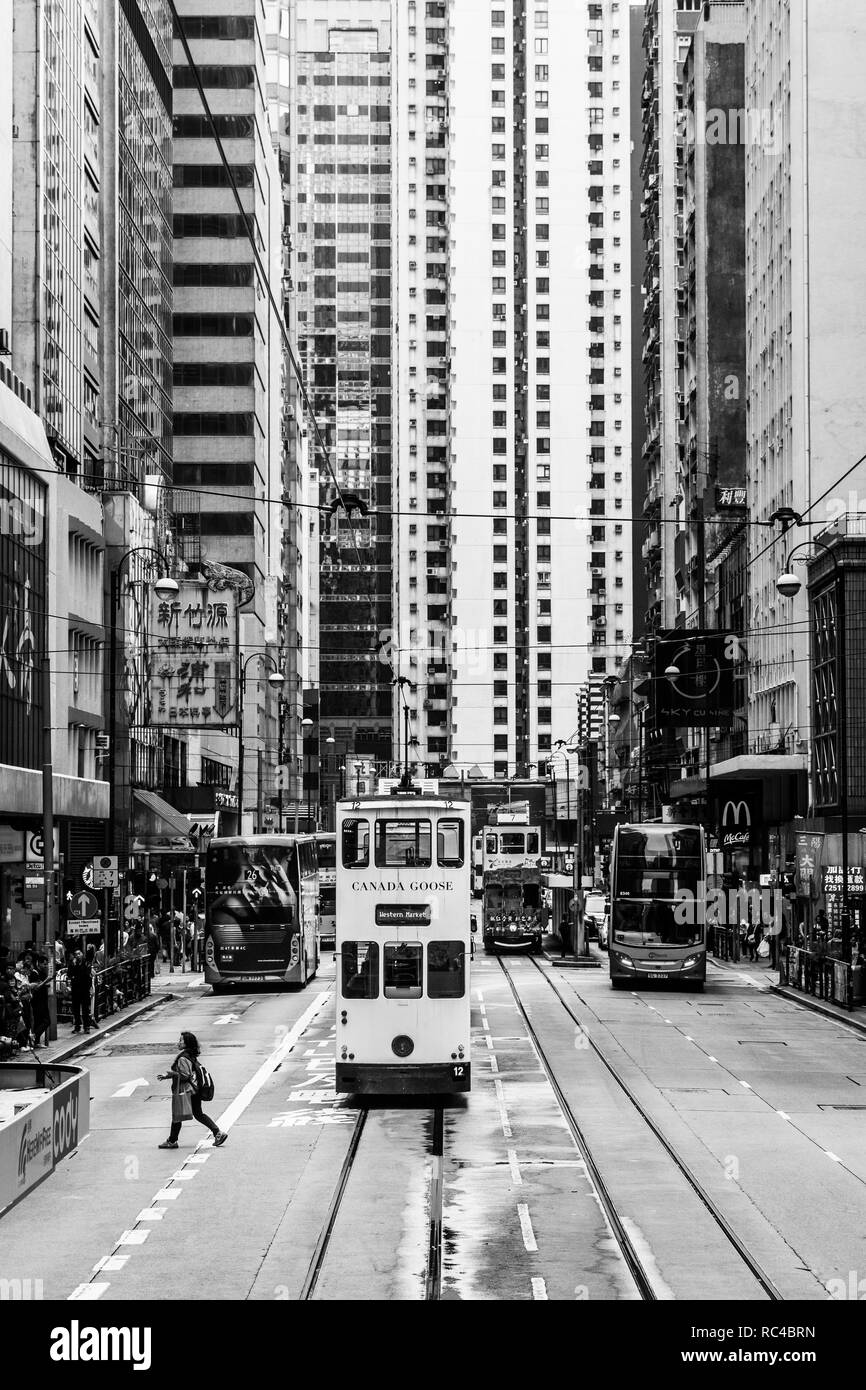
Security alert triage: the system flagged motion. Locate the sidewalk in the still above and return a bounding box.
[18,964,208,1070]
[708,951,866,1034]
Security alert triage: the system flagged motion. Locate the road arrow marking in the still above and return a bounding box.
[112,1078,149,1098]
[213,1013,240,1026]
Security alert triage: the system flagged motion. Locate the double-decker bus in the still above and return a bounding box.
[481,815,547,953]
[204,835,319,992]
[315,832,336,950]
[336,789,471,1094]
[608,823,707,989]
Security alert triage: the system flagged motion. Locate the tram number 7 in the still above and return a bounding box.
[452,1065,465,1078]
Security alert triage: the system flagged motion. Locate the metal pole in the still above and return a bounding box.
[638,708,644,822]
[41,652,58,1039]
[306,751,311,831]
[107,566,119,855]
[403,704,410,775]
[237,668,245,836]
[256,748,263,835]
[169,873,175,973]
[181,868,187,974]
[837,565,851,963]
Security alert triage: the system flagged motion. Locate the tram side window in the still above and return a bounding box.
[485,834,497,854]
[383,943,423,999]
[527,832,540,855]
[342,818,370,868]
[341,941,379,999]
[375,820,432,868]
[427,941,465,998]
[437,819,464,867]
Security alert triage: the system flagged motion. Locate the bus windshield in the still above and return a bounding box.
[207,844,295,929]
[613,827,703,899]
[613,900,702,948]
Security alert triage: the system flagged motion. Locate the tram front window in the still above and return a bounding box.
[437,819,465,867]
[341,942,379,999]
[499,833,525,855]
[342,819,370,868]
[376,820,432,868]
[427,941,465,998]
[384,942,423,998]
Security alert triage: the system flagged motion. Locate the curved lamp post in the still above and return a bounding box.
[238,655,284,833]
[107,547,178,855]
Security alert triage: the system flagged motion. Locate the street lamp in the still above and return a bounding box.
[238,655,284,834]
[107,547,178,855]
[776,535,851,962]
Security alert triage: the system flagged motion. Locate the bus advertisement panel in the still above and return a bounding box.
[204,836,318,990]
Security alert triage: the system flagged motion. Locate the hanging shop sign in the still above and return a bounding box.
[146,578,238,730]
[794,831,825,900]
[712,784,762,851]
[652,630,736,729]
[715,486,747,510]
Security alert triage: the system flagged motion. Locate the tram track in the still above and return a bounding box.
[497,953,784,1302]
[300,1103,446,1300]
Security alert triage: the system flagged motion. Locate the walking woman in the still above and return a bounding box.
[157,1031,227,1149]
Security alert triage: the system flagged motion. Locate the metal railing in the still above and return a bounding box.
[56,948,152,1024]
[780,946,854,1012]
[712,925,742,962]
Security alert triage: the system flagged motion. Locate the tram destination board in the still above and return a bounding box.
[375,904,433,926]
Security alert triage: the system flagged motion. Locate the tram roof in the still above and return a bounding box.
[336,794,470,808]
[207,833,318,848]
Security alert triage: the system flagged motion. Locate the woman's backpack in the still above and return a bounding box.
[195,1062,215,1102]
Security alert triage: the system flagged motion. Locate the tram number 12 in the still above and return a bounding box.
[452,1065,465,1079]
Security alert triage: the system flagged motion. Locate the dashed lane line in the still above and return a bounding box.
[517,1203,538,1253]
[531,1277,548,1300]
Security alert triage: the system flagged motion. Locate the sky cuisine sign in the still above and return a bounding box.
[146,578,238,729]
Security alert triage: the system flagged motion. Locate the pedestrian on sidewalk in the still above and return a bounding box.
[30,953,51,1047]
[68,949,94,1034]
[156,1031,227,1150]
[147,923,160,979]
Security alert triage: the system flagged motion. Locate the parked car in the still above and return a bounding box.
[583,892,607,942]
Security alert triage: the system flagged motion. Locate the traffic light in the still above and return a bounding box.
[11,875,25,909]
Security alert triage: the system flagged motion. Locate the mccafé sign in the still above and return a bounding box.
[714,785,762,851]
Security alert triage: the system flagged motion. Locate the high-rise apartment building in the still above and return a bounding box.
[449,0,634,781]
[171,1,286,828]
[639,0,701,635]
[289,1,395,822]
[745,0,866,762]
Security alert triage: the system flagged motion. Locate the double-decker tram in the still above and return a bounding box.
[204,835,320,992]
[608,822,707,989]
[315,832,336,949]
[335,790,472,1094]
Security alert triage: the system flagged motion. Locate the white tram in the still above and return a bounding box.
[335,788,472,1094]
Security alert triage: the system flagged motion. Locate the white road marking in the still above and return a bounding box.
[494,1077,512,1139]
[213,1013,241,1026]
[664,1019,672,1025]
[507,1148,523,1184]
[117,1229,150,1246]
[489,1056,499,1074]
[93,1255,128,1273]
[739,1080,752,1090]
[684,1035,694,1042]
[69,1283,110,1300]
[217,990,331,1132]
[475,989,484,1001]
[187,1153,210,1165]
[777,1110,791,1121]
[484,1034,494,1051]
[517,1203,538,1253]
[708,1055,718,1063]
[826,1151,842,1163]
[155,1188,181,1201]
[111,1077,149,1098]
[171,1169,199,1182]
[531,1277,548,1300]
[136,1209,166,1222]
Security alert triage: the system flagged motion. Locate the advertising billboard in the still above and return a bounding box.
[652,630,736,729]
[0,457,46,770]
[146,577,238,729]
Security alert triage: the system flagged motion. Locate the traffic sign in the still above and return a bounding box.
[69,889,99,920]
[92,855,119,889]
[66,920,101,937]
[26,829,60,864]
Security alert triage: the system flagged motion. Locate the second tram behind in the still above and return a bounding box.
[336,791,472,1094]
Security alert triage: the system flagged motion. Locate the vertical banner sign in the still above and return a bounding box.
[794,831,825,901]
[147,579,238,729]
[0,458,46,770]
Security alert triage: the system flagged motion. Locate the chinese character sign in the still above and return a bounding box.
[146,580,238,729]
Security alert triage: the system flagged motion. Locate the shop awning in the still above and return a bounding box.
[131,790,195,854]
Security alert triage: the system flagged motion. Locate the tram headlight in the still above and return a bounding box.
[392,1034,414,1058]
